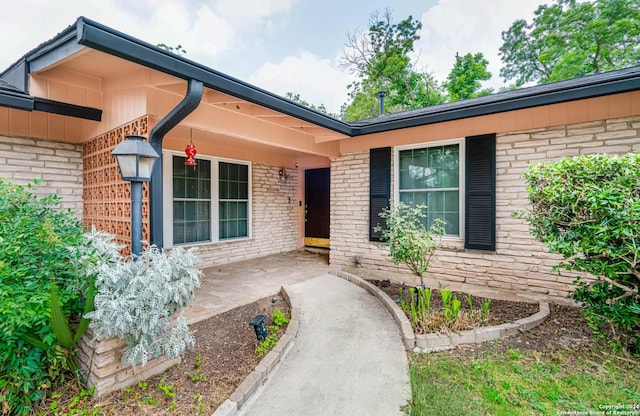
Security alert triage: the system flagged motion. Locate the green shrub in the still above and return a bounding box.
[517,153,640,354]
[374,202,445,287]
[0,180,100,415]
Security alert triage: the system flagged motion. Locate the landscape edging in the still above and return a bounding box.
[212,284,299,416]
[334,271,550,353]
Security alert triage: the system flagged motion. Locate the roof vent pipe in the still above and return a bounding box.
[378,90,385,116]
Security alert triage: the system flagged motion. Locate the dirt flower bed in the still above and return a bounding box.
[371,279,540,332]
[35,295,289,416]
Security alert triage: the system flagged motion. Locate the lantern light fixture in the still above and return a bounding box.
[112,135,159,256]
[111,135,159,182]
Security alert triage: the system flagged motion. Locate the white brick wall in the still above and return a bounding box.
[0,135,83,212]
[195,164,299,268]
[330,116,640,301]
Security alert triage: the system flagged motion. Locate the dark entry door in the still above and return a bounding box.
[304,168,330,248]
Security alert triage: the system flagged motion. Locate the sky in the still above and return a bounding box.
[0,0,545,114]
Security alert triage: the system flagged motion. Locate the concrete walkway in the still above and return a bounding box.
[183,250,335,324]
[240,274,411,416]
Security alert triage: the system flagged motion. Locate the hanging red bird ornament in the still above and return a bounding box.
[185,143,197,166]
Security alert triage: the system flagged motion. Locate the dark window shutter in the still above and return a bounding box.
[369,147,391,241]
[465,134,496,250]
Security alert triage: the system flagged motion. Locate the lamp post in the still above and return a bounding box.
[112,135,159,256]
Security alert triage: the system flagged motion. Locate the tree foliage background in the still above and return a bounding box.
[339,9,445,121]
[500,0,640,86]
[301,0,640,121]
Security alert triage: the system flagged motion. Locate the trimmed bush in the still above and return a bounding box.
[517,153,640,354]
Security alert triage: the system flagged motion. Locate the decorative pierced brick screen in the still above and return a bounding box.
[82,117,154,255]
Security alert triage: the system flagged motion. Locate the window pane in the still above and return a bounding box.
[173,201,185,221]
[427,192,444,211]
[239,182,248,199]
[197,201,210,220]
[398,144,460,236]
[173,156,186,177]
[173,223,184,244]
[198,179,210,199]
[197,222,210,241]
[229,181,238,199]
[185,222,197,242]
[238,220,247,236]
[185,201,196,220]
[444,191,459,212]
[238,202,247,218]
[444,213,459,235]
[173,178,185,198]
[187,178,197,197]
[238,164,248,181]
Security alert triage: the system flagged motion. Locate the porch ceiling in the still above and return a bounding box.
[31,48,347,154]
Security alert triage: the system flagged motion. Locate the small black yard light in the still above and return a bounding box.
[112,135,159,256]
[249,315,268,341]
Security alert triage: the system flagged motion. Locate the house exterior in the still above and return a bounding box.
[1,17,639,302]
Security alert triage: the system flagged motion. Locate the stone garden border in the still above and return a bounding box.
[335,271,550,352]
[212,271,550,415]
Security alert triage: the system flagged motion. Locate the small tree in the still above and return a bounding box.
[374,202,445,287]
[516,153,640,354]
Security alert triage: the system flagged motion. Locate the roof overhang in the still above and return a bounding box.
[74,17,355,136]
[1,16,639,137]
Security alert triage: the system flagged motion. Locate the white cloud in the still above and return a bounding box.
[414,0,543,89]
[214,0,297,26]
[248,51,354,115]
[0,0,292,76]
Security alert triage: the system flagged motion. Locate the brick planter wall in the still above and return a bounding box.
[77,329,179,397]
[0,135,83,212]
[330,116,640,301]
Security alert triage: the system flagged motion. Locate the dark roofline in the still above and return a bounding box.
[352,66,640,135]
[2,16,640,136]
[0,84,102,121]
[74,17,355,136]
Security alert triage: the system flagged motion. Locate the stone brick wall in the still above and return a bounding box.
[0,135,83,212]
[196,164,299,268]
[77,329,178,397]
[330,116,640,302]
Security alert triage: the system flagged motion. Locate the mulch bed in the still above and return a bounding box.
[36,278,597,415]
[36,295,289,416]
[369,279,594,353]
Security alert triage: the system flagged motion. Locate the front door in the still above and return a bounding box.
[304,168,330,248]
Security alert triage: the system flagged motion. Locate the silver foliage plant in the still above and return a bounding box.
[85,237,202,367]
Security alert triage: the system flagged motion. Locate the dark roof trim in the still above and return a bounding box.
[353,66,640,135]
[0,23,79,91]
[75,17,355,136]
[33,97,102,121]
[0,84,101,120]
[0,88,34,111]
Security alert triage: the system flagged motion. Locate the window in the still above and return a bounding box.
[396,141,463,236]
[218,161,249,239]
[164,154,251,246]
[172,156,211,244]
